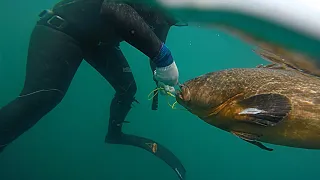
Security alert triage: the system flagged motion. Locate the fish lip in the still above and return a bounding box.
[175,84,183,100]
[176,84,191,102]
[175,90,183,101]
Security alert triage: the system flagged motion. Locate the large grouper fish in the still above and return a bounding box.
[175,64,320,151]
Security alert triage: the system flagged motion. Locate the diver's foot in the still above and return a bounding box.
[104,133,187,180]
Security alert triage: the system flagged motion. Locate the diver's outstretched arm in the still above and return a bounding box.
[100,1,162,59]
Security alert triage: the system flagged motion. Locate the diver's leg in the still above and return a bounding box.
[104,47,138,142]
[85,44,186,180]
[0,25,83,153]
[85,44,137,142]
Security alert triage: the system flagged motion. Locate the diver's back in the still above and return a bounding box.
[52,0,105,39]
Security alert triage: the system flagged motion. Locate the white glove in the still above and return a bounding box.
[154,61,179,86]
[157,82,176,96]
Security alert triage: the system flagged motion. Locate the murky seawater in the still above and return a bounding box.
[0,1,319,180]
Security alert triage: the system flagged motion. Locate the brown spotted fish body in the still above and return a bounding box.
[176,68,320,151]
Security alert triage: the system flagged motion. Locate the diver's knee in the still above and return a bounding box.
[127,82,137,97]
[116,82,137,100]
[44,90,64,105]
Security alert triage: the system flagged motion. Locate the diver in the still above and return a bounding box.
[0,1,186,179]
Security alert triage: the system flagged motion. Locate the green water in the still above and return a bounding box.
[0,1,319,180]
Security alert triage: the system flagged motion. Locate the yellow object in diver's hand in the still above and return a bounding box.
[147,87,185,111]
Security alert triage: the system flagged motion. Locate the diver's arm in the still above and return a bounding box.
[100,1,179,86]
[100,1,163,60]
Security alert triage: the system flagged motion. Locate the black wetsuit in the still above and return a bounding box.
[0,0,186,179]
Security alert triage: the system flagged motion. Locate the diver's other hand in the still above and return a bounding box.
[157,82,176,95]
[152,43,179,86]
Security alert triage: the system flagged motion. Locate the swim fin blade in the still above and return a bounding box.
[106,134,186,180]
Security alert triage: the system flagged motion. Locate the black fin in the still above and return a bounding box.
[232,131,273,151]
[106,134,186,180]
[237,94,291,127]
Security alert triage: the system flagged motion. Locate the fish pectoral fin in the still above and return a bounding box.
[231,131,273,151]
[236,93,291,127]
[245,140,274,151]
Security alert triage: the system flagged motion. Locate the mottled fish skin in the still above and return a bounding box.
[177,68,320,149]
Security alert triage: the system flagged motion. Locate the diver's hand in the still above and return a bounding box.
[154,61,179,86]
[157,81,176,95]
[152,43,179,87]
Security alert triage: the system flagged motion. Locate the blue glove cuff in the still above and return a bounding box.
[152,43,173,68]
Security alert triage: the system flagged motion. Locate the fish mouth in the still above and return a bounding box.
[175,89,183,102]
[176,84,191,103]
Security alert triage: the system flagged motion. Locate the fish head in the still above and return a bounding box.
[176,69,294,131]
[176,83,191,107]
[175,73,235,118]
[176,79,209,117]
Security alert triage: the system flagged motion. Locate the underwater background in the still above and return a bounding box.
[0,1,319,180]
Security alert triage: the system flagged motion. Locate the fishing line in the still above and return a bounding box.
[148,87,187,111]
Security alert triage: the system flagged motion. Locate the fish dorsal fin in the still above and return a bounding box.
[253,48,303,72]
[216,24,320,78]
[235,93,292,127]
[253,48,286,66]
[203,93,244,118]
[253,47,320,79]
